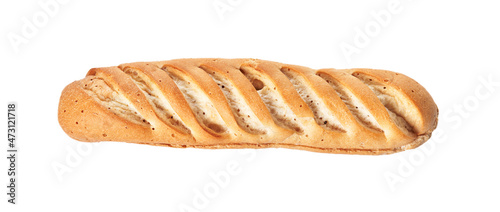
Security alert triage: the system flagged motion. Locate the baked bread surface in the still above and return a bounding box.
[58,58,438,155]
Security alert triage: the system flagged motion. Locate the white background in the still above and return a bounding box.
[1,0,499,211]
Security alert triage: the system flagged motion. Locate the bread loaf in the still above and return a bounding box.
[58,58,438,155]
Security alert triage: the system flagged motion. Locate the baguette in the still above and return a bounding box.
[58,58,438,155]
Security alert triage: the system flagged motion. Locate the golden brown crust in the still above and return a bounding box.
[58,58,438,155]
